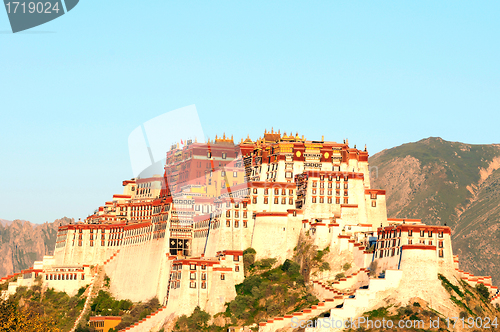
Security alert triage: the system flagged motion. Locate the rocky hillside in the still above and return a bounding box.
[370,137,500,286]
[0,217,72,278]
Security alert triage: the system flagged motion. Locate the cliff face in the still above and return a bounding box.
[370,137,500,285]
[0,217,72,277]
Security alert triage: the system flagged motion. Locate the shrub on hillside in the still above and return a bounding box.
[254,258,277,270]
[475,283,490,301]
[319,262,330,272]
[77,286,87,297]
[90,290,133,316]
[75,325,96,332]
[243,248,257,273]
[174,306,211,331]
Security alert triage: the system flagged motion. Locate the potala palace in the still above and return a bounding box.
[2,130,499,331]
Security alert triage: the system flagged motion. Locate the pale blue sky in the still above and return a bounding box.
[1,1,499,223]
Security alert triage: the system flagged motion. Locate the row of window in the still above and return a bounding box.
[173,264,208,271]
[226,220,248,228]
[379,229,445,239]
[45,273,85,281]
[263,197,294,205]
[76,234,152,247]
[376,248,445,258]
[225,211,248,218]
[312,189,345,195]
[408,230,444,238]
[311,197,348,204]
[313,181,346,189]
[378,239,445,249]
[252,188,294,196]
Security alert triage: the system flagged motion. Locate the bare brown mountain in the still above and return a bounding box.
[370,137,500,286]
[0,217,72,278]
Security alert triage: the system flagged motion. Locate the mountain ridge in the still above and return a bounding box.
[0,219,13,227]
[0,217,73,278]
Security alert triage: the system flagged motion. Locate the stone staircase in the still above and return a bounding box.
[453,255,500,305]
[118,306,173,332]
[70,250,121,331]
[258,269,373,332]
[103,249,121,266]
[257,298,345,332]
[312,268,369,300]
[69,267,101,332]
[454,261,499,302]
[305,269,404,332]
